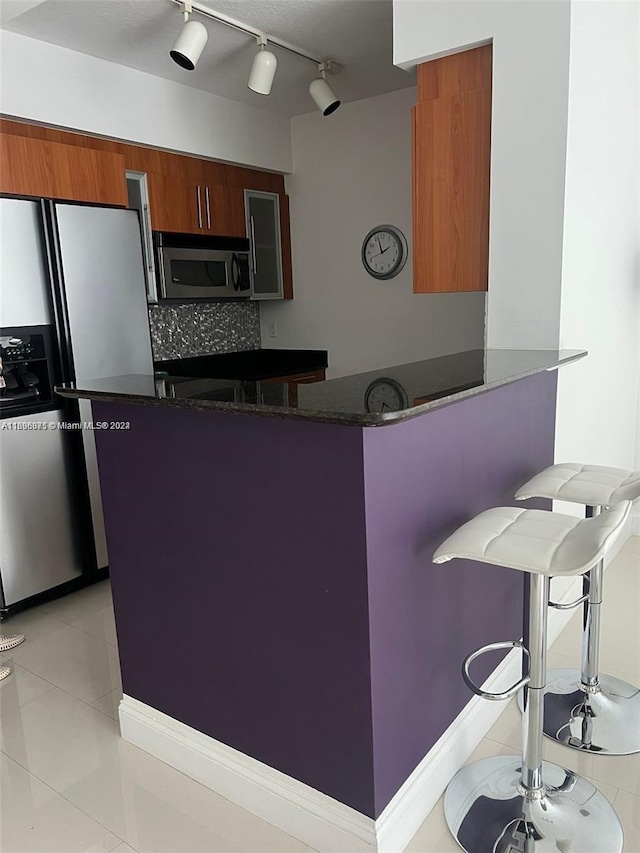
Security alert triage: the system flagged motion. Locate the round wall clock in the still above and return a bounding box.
[361,225,409,280]
[364,377,409,414]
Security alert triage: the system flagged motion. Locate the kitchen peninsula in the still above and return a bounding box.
[57,348,585,851]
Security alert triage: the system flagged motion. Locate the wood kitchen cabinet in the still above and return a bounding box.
[261,368,326,406]
[279,194,293,300]
[145,171,200,233]
[145,161,245,238]
[412,44,492,293]
[207,184,246,237]
[0,133,128,206]
[0,119,293,297]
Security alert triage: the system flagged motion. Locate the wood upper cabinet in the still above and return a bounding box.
[146,171,200,234]
[0,120,293,298]
[207,185,246,237]
[412,44,492,293]
[144,158,246,237]
[199,160,246,237]
[279,194,293,300]
[0,133,128,206]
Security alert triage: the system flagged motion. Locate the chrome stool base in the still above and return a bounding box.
[542,668,640,755]
[444,755,623,853]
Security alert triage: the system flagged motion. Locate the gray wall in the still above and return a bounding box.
[260,87,486,380]
[554,2,640,524]
[394,0,572,350]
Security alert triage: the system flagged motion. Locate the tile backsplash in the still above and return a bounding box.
[149,302,261,361]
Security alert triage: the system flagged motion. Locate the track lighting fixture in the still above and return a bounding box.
[170,3,208,71]
[309,64,341,116]
[248,36,278,95]
[167,0,341,114]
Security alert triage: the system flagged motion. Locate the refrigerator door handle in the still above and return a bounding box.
[39,200,75,387]
[142,204,154,273]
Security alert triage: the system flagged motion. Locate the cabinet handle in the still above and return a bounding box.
[142,204,154,272]
[250,215,257,273]
[196,186,203,229]
[204,186,211,230]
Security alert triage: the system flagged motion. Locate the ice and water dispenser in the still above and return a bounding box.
[0,325,57,417]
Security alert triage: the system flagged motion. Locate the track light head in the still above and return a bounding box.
[248,37,278,95]
[170,18,208,70]
[309,68,340,116]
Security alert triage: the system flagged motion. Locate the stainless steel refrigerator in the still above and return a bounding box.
[0,197,154,612]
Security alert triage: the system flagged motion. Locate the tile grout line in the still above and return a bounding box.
[0,657,122,720]
[1,747,130,850]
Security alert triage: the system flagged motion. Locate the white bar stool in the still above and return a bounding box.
[516,463,640,755]
[433,501,631,853]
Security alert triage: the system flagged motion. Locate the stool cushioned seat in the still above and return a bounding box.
[433,503,631,576]
[515,463,640,506]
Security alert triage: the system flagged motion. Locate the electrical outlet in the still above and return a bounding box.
[268,320,278,338]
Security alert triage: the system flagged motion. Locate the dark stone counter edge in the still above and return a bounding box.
[55,351,586,428]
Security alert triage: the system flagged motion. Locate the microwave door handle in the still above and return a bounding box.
[204,186,211,230]
[250,216,257,274]
[196,186,203,230]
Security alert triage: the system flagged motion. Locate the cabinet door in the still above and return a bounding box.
[206,185,246,237]
[412,45,491,293]
[0,134,127,206]
[146,172,202,234]
[245,190,283,300]
[279,194,293,299]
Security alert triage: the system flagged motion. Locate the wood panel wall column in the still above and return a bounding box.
[412,44,492,293]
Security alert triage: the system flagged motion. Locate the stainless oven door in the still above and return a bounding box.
[158,248,236,299]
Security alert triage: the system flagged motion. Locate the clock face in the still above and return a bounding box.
[364,378,409,414]
[361,225,408,280]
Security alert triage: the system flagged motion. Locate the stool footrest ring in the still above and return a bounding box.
[549,574,590,610]
[548,593,589,610]
[462,640,530,701]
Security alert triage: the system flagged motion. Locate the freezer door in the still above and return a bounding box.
[0,199,52,326]
[0,412,83,606]
[54,204,154,380]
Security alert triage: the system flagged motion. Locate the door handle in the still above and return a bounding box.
[196,186,203,229]
[142,204,154,272]
[204,186,211,230]
[250,215,257,273]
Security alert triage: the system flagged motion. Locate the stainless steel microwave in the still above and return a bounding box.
[154,232,252,300]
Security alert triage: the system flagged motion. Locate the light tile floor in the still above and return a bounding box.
[1,538,638,852]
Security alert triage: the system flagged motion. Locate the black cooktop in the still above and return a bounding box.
[155,348,328,381]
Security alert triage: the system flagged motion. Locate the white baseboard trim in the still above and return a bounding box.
[117,577,586,853]
[631,508,640,537]
[119,695,376,853]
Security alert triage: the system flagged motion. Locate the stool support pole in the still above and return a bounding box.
[520,572,549,794]
[581,506,603,691]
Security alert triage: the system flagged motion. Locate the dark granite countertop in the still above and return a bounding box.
[56,348,586,427]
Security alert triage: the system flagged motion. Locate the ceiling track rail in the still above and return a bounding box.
[169,0,338,69]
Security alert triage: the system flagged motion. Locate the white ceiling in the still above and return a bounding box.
[1,0,415,117]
